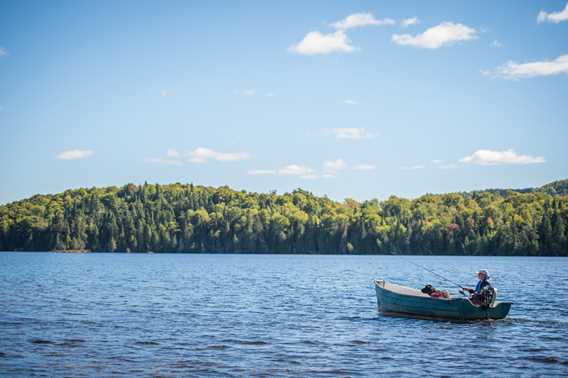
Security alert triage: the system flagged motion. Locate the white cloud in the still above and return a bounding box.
[459,149,545,166]
[148,148,249,166]
[289,30,355,55]
[323,159,347,172]
[249,163,341,180]
[392,22,477,49]
[265,92,276,97]
[490,40,502,48]
[327,128,375,140]
[160,89,168,97]
[0,47,7,56]
[401,165,424,170]
[485,54,568,79]
[401,17,420,28]
[331,12,395,30]
[353,164,376,171]
[189,147,250,163]
[56,149,94,160]
[299,174,321,180]
[537,2,568,24]
[343,99,358,105]
[278,164,314,176]
[302,174,335,180]
[248,169,276,176]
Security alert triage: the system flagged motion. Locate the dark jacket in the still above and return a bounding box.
[474,279,491,294]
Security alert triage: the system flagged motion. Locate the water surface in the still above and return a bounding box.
[1,253,567,376]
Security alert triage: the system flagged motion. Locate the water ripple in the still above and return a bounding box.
[1,253,567,376]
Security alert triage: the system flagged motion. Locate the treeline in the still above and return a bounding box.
[0,182,567,255]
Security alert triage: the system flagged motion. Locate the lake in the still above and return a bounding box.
[1,253,567,376]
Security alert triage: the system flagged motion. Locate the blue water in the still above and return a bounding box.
[1,253,567,377]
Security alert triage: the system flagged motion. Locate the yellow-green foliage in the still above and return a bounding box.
[0,182,566,255]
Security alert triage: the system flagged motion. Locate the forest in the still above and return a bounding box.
[0,180,567,255]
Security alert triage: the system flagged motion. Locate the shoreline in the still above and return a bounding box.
[0,250,565,257]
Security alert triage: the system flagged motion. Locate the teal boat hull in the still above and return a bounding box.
[375,280,512,321]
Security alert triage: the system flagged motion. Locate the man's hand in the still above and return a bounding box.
[464,288,474,293]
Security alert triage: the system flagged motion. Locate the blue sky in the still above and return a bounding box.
[1,0,567,204]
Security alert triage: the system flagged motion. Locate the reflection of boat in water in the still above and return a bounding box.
[374,280,512,321]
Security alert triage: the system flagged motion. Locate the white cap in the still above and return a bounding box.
[476,269,490,279]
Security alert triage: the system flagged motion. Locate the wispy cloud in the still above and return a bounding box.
[490,40,502,48]
[331,12,395,30]
[56,149,94,160]
[343,99,358,105]
[0,47,7,57]
[300,173,336,180]
[289,30,355,55]
[392,22,477,49]
[326,128,376,140]
[250,159,374,179]
[248,169,277,176]
[278,164,314,176]
[189,147,250,163]
[353,164,376,171]
[460,149,545,166]
[484,54,568,79]
[323,159,347,173]
[146,148,184,166]
[148,148,250,166]
[401,17,420,28]
[234,89,276,97]
[248,163,340,180]
[248,164,321,179]
[234,89,256,96]
[401,165,424,170]
[537,2,568,24]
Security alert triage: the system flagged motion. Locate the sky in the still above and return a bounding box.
[1,0,567,204]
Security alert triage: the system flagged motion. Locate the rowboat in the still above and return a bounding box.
[374,280,512,321]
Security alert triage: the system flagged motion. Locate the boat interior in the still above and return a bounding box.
[375,280,441,298]
[375,279,499,306]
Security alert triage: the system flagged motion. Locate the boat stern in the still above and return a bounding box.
[488,301,513,320]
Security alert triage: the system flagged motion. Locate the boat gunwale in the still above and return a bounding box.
[374,279,453,301]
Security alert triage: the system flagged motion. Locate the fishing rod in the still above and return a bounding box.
[408,260,467,292]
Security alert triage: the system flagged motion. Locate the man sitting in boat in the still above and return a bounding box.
[464,270,495,307]
[420,284,449,299]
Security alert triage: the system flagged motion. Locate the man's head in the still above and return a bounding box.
[476,270,489,280]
